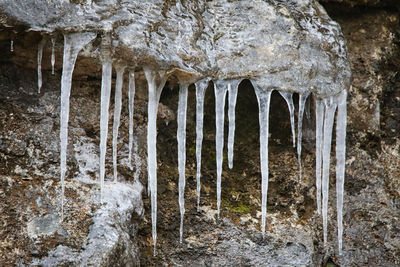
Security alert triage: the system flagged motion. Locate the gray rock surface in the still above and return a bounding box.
[0,0,350,96]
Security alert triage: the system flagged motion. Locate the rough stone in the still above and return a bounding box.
[0,0,351,96]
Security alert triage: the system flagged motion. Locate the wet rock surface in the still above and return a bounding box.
[0,1,399,267]
[0,0,350,96]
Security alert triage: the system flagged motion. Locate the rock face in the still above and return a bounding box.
[0,0,350,96]
[2,0,399,266]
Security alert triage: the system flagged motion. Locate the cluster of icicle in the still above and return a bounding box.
[52,32,347,256]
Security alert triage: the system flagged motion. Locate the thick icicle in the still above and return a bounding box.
[252,81,272,236]
[51,38,55,75]
[128,70,136,168]
[195,78,209,211]
[315,98,325,215]
[10,40,13,52]
[297,92,310,183]
[177,83,188,243]
[227,79,241,169]
[59,32,96,220]
[214,80,229,218]
[322,96,338,246]
[336,90,347,255]
[279,91,296,147]
[112,64,126,182]
[37,38,46,94]
[144,68,167,255]
[99,36,113,203]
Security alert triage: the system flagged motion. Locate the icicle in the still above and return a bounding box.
[279,91,296,147]
[177,82,188,243]
[336,90,347,255]
[10,40,13,52]
[112,64,126,182]
[297,92,310,183]
[128,70,136,168]
[51,38,56,75]
[144,68,167,255]
[195,78,209,211]
[315,98,325,215]
[99,35,113,203]
[214,80,229,218]
[59,32,96,221]
[37,38,46,94]
[227,79,241,169]
[251,81,272,236]
[322,96,338,247]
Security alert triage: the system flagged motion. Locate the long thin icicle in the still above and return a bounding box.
[214,80,229,218]
[297,92,310,183]
[112,65,126,182]
[59,32,96,221]
[99,43,113,203]
[315,98,325,215]
[279,91,296,147]
[37,38,46,94]
[10,40,13,52]
[322,96,338,246]
[144,68,167,255]
[227,79,241,169]
[195,78,209,211]
[336,90,347,255]
[51,38,56,75]
[252,81,272,236]
[177,83,188,243]
[128,70,136,168]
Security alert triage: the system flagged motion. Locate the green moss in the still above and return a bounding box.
[232,203,250,214]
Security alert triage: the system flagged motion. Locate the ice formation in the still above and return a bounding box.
[51,38,55,75]
[112,64,126,182]
[10,40,13,52]
[195,78,210,211]
[315,99,324,215]
[128,70,136,168]
[227,79,241,169]
[177,82,189,243]
[279,91,296,148]
[213,80,229,218]
[59,32,96,220]
[322,96,338,247]
[143,68,167,255]
[99,42,112,203]
[37,38,46,94]
[336,90,347,255]
[297,93,310,182]
[251,81,273,235]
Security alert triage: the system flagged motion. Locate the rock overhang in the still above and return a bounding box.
[0,0,351,97]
